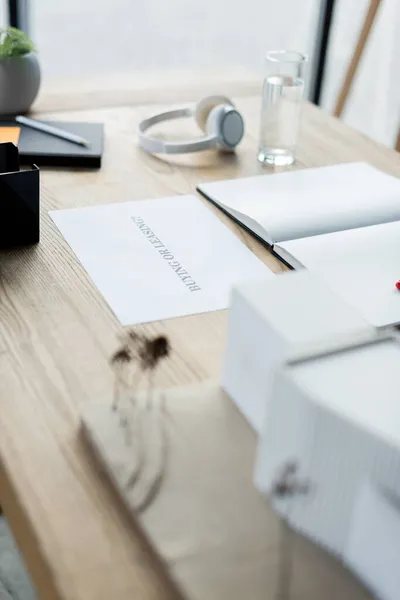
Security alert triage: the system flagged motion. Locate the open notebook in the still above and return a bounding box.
[197,163,400,328]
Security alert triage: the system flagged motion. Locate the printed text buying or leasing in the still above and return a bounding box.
[131,217,201,292]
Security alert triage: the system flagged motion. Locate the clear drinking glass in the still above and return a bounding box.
[258,50,307,166]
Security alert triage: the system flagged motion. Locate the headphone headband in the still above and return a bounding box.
[138,97,244,155]
[138,107,218,154]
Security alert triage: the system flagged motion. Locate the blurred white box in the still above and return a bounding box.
[222,270,373,433]
[345,481,400,600]
[255,333,400,600]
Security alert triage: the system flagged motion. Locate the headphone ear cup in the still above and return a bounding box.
[195,95,234,132]
[206,104,244,151]
[205,105,225,138]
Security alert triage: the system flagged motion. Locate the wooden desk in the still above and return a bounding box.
[0,93,400,600]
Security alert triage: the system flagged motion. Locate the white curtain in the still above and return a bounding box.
[321,0,400,146]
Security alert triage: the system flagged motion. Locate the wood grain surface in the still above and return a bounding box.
[0,93,400,600]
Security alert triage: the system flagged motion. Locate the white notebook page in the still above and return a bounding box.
[277,220,400,328]
[198,163,400,243]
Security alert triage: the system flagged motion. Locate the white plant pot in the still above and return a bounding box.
[0,52,41,115]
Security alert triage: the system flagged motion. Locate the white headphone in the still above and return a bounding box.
[138,95,245,155]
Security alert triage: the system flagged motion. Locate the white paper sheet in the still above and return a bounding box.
[50,195,270,325]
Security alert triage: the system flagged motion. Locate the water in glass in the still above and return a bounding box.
[258,51,306,167]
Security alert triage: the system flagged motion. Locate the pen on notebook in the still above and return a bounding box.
[15,115,91,148]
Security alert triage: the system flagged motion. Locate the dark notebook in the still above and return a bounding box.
[0,120,104,168]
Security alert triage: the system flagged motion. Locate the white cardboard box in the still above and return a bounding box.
[255,333,400,600]
[222,270,374,433]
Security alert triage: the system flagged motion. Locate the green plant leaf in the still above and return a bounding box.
[0,27,36,59]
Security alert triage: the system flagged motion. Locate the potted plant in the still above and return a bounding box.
[0,27,40,115]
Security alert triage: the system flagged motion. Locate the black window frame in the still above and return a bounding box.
[7,0,29,33]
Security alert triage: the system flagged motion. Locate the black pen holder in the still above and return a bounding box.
[0,142,40,249]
